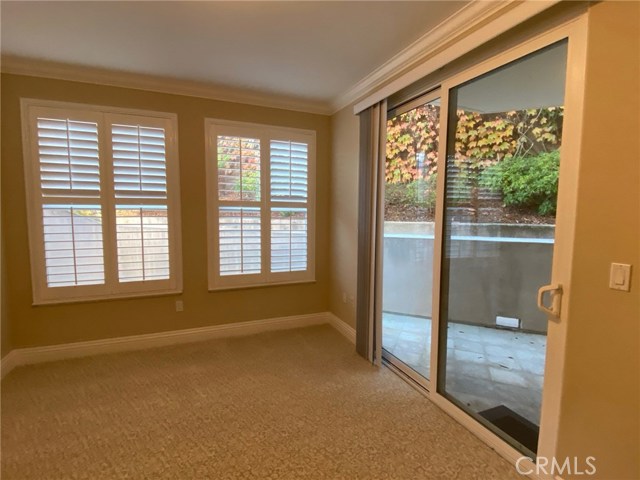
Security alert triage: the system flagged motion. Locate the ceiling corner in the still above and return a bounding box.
[328,0,519,115]
[1,55,334,116]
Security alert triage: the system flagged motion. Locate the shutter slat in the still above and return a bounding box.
[270,208,307,273]
[112,124,168,200]
[270,140,308,203]
[116,206,170,282]
[42,205,105,287]
[218,207,261,276]
[36,118,101,199]
[217,136,261,202]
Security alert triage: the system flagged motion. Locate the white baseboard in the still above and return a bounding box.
[327,313,356,344]
[1,350,19,379]
[1,312,346,379]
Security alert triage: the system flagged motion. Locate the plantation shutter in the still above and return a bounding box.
[215,134,262,278]
[112,124,167,200]
[108,115,171,283]
[23,101,182,304]
[270,207,308,272]
[270,140,308,201]
[270,140,309,273]
[207,120,314,289]
[34,113,106,288]
[217,136,261,202]
[219,207,262,275]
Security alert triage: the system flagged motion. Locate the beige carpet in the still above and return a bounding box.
[1,325,521,479]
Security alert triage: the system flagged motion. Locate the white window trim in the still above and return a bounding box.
[205,118,316,291]
[20,98,183,305]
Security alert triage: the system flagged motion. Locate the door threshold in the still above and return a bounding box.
[382,359,545,480]
[382,357,431,398]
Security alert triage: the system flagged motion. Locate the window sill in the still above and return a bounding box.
[32,288,183,306]
[208,278,316,292]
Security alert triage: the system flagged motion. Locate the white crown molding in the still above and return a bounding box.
[0,55,333,116]
[0,311,356,379]
[329,0,510,113]
[332,0,561,115]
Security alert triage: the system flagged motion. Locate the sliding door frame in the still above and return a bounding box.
[380,88,441,393]
[371,10,589,471]
[426,13,589,468]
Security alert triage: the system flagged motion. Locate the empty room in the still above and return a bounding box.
[1,1,638,479]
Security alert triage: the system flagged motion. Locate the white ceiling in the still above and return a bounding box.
[1,1,469,112]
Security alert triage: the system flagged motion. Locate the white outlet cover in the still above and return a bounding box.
[496,316,520,329]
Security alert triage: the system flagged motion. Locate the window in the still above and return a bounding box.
[205,119,315,289]
[21,99,182,304]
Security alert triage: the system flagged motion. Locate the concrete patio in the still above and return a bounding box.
[382,312,546,425]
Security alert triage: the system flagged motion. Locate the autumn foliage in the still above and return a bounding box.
[385,104,564,217]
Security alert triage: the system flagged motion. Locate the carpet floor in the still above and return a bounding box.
[1,325,521,479]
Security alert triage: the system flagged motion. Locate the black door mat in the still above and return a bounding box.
[479,405,539,454]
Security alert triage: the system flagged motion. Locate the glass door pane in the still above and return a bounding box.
[437,41,567,455]
[382,96,440,381]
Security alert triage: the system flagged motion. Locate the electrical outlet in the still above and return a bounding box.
[175,300,184,312]
[496,315,520,329]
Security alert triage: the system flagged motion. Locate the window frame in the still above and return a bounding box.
[205,118,316,290]
[21,98,183,305]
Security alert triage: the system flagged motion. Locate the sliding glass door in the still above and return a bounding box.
[367,16,586,460]
[436,41,568,456]
[381,92,440,384]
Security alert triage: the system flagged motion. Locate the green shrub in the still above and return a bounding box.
[385,175,437,211]
[239,168,260,196]
[481,150,560,215]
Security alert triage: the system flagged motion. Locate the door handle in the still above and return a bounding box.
[537,284,563,318]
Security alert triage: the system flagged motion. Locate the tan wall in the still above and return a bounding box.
[328,2,639,477]
[329,106,359,328]
[1,229,8,357]
[1,74,331,349]
[555,2,640,479]
[0,71,8,357]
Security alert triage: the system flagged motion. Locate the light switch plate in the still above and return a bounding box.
[609,263,632,292]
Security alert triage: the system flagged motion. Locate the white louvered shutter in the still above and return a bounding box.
[35,115,105,287]
[215,135,262,278]
[217,136,261,202]
[270,140,308,201]
[270,208,308,272]
[207,120,314,289]
[270,140,309,273]
[24,102,181,304]
[218,207,261,275]
[110,119,171,283]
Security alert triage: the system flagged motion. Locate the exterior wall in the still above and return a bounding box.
[382,226,553,333]
[1,73,331,348]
